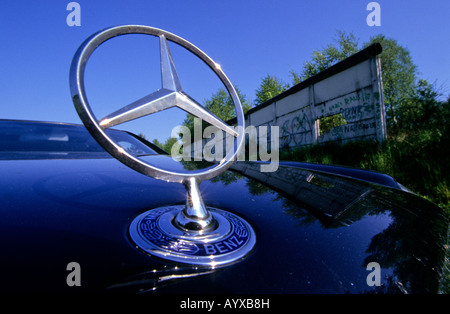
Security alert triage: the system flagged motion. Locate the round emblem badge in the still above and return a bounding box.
[129,206,256,266]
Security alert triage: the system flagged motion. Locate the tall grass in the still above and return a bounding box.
[279,138,450,215]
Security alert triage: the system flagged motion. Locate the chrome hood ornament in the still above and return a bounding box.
[70,25,255,266]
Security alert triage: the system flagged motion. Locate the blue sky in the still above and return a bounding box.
[1,0,449,143]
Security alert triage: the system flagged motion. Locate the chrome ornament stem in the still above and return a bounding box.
[175,178,216,232]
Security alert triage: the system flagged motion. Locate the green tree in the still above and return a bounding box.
[183,85,251,134]
[318,114,348,136]
[151,138,164,149]
[152,137,180,155]
[291,31,359,84]
[254,75,289,105]
[162,137,179,154]
[398,79,442,132]
[364,35,417,133]
[137,132,149,141]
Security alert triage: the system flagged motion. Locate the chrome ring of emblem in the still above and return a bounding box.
[70,25,256,266]
[69,25,245,184]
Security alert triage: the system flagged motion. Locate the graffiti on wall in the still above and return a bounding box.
[277,88,380,147]
[280,110,313,147]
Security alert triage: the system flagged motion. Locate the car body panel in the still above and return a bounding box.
[0,122,448,294]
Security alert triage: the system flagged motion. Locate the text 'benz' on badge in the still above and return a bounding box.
[70,25,256,267]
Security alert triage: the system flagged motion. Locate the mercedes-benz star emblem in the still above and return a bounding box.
[70,25,256,266]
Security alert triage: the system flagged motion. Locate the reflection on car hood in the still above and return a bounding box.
[0,156,447,294]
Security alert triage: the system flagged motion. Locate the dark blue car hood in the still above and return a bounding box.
[0,156,447,294]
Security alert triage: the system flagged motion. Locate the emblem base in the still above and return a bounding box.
[129,205,256,267]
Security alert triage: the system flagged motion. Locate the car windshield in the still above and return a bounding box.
[0,120,159,159]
